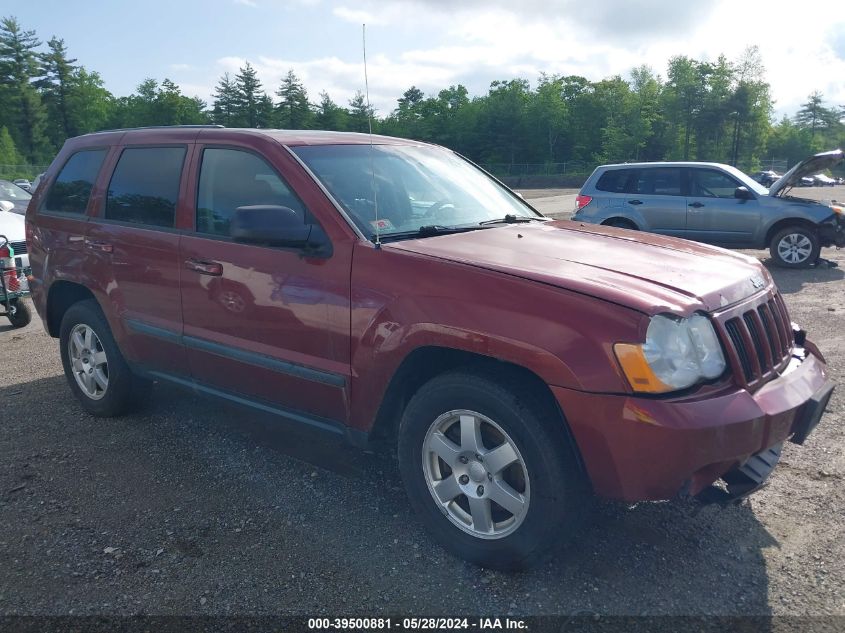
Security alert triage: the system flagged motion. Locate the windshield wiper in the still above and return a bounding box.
[478,214,546,226]
[373,224,488,242]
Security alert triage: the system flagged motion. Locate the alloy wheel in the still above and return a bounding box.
[777,233,813,264]
[68,323,109,400]
[422,409,530,539]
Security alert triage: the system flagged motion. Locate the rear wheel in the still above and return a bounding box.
[59,300,151,417]
[398,370,589,570]
[769,226,819,268]
[6,298,31,328]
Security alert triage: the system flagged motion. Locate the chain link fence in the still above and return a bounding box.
[0,164,50,181]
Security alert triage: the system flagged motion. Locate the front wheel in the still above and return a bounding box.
[398,370,589,570]
[769,226,820,268]
[6,298,31,328]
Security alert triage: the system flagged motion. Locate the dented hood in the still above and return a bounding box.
[769,149,844,197]
[388,221,771,315]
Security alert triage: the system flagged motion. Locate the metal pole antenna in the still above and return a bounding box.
[363,23,381,248]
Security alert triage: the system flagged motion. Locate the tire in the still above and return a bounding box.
[59,299,151,417]
[769,226,820,268]
[397,369,589,570]
[602,218,637,230]
[6,298,31,328]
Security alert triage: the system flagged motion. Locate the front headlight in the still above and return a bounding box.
[614,313,726,393]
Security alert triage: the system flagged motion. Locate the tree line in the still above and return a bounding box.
[1,15,843,178]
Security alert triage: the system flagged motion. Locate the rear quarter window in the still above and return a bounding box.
[105,147,186,228]
[595,169,633,193]
[42,149,108,214]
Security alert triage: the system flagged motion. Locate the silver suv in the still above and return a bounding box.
[573,150,844,268]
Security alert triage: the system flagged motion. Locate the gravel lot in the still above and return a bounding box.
[1,187,844,617]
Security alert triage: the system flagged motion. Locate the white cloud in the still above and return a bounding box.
[170,63,193,71]
[207,0,845,119]
[332,6,387,26]
[234,0,258,7]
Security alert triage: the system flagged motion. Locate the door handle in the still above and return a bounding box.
[185,258,223,276]
[688,202,705,208]
[84,239,113,253]
[627,199,643,205]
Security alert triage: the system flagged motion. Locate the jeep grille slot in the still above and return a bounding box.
[725,319,754,383]
[716,292,792,390]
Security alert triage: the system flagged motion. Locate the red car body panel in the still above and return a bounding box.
[25,128,833,503]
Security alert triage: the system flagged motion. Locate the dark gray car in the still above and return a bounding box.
[573,150,844,267]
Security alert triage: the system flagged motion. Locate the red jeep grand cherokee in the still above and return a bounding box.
[26,126,834,569]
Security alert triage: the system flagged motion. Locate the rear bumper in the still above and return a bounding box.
[553,342,833,502]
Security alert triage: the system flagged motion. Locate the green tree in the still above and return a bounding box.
[347,91,374,133]
[314,91,347,130]
[0,16,51,162]
[275,69,312,129]
[65,68,113,133]
[794,91,836,144]
[232,62,266,127]
[663,56,706,160]
[483,79,531,164]
[38,36,78,142]
[211,72,237,126]
[0,125,21,165]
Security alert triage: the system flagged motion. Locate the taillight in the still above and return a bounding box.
[575,194,593,210]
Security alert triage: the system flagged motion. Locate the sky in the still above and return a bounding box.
[7,0,845,119]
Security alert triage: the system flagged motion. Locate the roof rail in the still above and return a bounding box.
[90,124,225,134]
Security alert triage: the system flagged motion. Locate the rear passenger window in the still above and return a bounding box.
[196,148,307,237]
[43,149,107,214]
[632,168,682,196]
[595,169,632,193]
[105,147,186,227]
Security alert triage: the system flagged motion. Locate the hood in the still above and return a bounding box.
[769,149,844,197]
[388,221,771,315]
[0,208,26,243]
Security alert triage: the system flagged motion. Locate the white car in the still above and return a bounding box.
[0,200,30,270]
[812,174,836,187]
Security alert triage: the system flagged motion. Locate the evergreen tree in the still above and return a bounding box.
[0,126,21,166]
[795,91,835,143]
[0,16,51,162]
[347,91,374,133]
[211,72,237,126]
[232,62,266,127]
[275,69,312,129]
[38,36,78,142]
[314,91,347,130]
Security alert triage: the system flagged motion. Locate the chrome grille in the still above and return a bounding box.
[716,292,793,389]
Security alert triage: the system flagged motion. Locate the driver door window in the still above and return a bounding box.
[196,148,308,236]
[691,169,741,199]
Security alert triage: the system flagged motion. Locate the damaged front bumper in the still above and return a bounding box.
[552,334,834,503]
[695,378,834,505]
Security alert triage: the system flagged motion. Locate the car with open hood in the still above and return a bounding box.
[574,150,845,267]
[25,127,834,569]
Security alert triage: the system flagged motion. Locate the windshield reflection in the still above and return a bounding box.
[293,144,540,239]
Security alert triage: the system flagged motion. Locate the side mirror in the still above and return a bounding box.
[0,200,14,213]
[230,205,330,256]
[734,186,754,200]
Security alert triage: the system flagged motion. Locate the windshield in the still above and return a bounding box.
[0,180,32,202]
[719,166,768,196]
[292,144,540,239]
